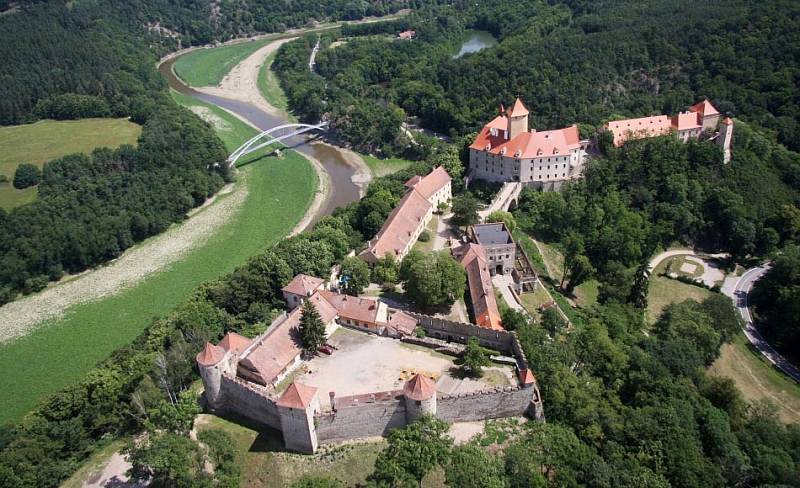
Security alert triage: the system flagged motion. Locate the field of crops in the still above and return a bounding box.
[0,95,317,423]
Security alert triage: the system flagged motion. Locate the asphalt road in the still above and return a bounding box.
[733,264,800,383]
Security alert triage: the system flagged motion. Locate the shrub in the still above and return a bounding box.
[22,276,48,294]
[418,230,431,242]
[12,163,41,189]
[0,174,8,183]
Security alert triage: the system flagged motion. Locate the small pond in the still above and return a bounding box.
[453,30,498,59]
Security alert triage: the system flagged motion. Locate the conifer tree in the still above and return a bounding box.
[299,299,326,352]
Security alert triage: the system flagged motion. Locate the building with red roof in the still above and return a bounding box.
[454,243,504,330]
[360,167,451,264]
[282,274,326,310]
[605,99,726,147]
[469,98,588,188]
[218,332,252,356]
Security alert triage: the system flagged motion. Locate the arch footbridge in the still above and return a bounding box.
[227,121,328,168]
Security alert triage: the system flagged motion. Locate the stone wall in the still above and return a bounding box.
[408,312,514,352]
[219,374,281,430]
[316,398,407,444]
[437,386,535,423]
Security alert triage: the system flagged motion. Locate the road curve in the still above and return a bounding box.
[732,264,800,383]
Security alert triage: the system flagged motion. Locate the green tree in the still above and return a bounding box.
[125,432,206,487]
[372,252,400,287]
[451,194,480,228]
[501,307,530,331]
[369,415,452,487]
[541,307,566,336]
[428,145,464,186]
[291,475,344,488]
[560,233,595,294]
[485,210,516,233]
[12,163,41,189]
[146,390,200,434]
[445,445,504,488]
[462,337,490,377]
[299,299,326,352]
[340,256,370,296]
[401,251,465,309]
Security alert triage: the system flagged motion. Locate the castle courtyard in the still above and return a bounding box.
[283,327,515,409]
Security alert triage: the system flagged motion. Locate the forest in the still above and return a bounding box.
[274,0,800,152]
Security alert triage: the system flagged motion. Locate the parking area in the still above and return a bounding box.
[291,328,514,408]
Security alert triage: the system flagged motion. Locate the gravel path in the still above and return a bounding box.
[0,182,247,344]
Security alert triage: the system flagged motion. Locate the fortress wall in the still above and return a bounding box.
[409,313,514,353]
[316,400,407,444]
[437,387,535,423]
[219,374,281,429]
[509,332,528,370]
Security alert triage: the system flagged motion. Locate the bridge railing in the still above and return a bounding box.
[227,122,328,168]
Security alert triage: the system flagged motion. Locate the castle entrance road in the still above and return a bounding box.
[730,264,800,383]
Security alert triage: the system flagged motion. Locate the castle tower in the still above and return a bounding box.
[403,374,437,423]
[196,342,228,409]
[506,98,530,140]
[689,100,721,132]
[717,117,734,164]
[277,382,320,453]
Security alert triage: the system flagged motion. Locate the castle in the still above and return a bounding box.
[196,273,544,453]
[468,98,735,188]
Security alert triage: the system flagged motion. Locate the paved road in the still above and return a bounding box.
[731,265,800,383]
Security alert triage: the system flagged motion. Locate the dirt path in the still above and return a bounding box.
[194,38,295,117]
[0,181,248,345]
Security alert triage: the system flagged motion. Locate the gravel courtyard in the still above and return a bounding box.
[292,328,514,408]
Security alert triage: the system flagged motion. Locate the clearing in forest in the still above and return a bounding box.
[0,118,141,209]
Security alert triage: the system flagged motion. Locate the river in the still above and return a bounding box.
[158,57,362,217]
[453,30,498,59]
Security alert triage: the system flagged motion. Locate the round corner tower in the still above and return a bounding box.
[196,342,228,409]
[403,374,437,423]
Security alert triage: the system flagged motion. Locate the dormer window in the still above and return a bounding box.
[485,144,491,151]
[514,149,522,158]
[553,148,559,155]
[500,148,507,156]
[537,149,543,156]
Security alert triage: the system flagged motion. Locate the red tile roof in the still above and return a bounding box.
[282,274,325,297]
[672,111,702,131]
[276,382,318,409]
[605,115,672,147]
[458,244,503,330]
[319,290,380,325]
[508,98,529,117]
[518,368,536,385]
[486,115,508,131]
[407,166,451,201]
[690,100,719,117]
[197,342,225,366]
[470,124,581,159]
[219,332,252,356]
[404,175,422,189]
[386,310,417,336]
[238,295,336,385]
[403,373,436,400]
[361,188,432,261]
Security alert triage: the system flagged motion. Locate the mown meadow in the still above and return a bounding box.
[0,94,317,423]
[0,118,141,210]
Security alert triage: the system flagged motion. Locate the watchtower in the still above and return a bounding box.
[506,98,530,140]
[196,342,230,409]
[403,374,437,422]
[717,117,734,164]
[277,382,320,453]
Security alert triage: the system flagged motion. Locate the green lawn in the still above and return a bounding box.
[412,215,439,253]
[174,39,274,87]
[520,286,553,321]
[646,275,713,324]
[362,154,413,177]
[0,95,317,424]
[574,279,600,308]
[197,414,386,487]
[0,118,141,209]
[711,334,800,424]
[257,49,293,118]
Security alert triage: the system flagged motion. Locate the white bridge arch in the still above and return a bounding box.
[227,121,328,168]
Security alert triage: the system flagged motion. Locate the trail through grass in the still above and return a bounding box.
[0,95,316,424]
[0,118,141,209]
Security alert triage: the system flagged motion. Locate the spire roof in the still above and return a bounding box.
[508,98,529,117]
[276,382,318,409]
[690,99,719,117]
[403,373,436,401]
[196,342,225,366]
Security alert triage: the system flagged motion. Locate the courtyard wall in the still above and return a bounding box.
[437,385,541,422]
[218,374,281,429]
[316,394,407,444]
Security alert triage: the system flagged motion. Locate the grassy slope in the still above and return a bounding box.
[361,155,413,177]
[0,94,317,423]
[0,118,141,210]
[646,260,713,324]
[257,50,292,117]
[174,39,273,87]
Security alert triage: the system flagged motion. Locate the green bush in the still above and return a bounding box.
[12,163,41,189]
[418,230,431,242]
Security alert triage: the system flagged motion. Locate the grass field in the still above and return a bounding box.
[647,258,714,324]
[0,95,317,424]
[711,334,800,424]
[257,49,293,117]
[174,39,274,87]
[362,154,413,177]
[0,118,141,210]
